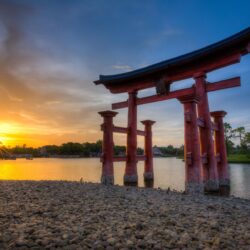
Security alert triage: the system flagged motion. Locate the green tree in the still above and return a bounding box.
[233,127,245,145]
[224,123,235,154]
[43,145,60,155]
[137,147,144,155]
[242,132,250,155]
[60,142,84,155]
[113,145,126,156]
[244,132,250,144]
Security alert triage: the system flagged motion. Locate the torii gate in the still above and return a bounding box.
[94,27,250,193]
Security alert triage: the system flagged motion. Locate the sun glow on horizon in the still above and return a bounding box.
[0,121,103,148]
[0,123,23,146]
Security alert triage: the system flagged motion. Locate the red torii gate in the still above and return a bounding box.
[94,27,250,193]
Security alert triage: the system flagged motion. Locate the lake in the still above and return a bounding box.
[0,157,249,199]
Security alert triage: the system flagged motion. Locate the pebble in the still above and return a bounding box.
[0,180,249,249]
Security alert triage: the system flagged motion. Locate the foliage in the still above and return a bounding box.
[113,145,126,156]
[224,122,235,154]
[223,123,250,156]
[9,145,40,156]
[156,144,184,156]
[233,127,245,145]
[227,154,250,164]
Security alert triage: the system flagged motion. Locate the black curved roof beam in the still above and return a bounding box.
[94,27,250,94]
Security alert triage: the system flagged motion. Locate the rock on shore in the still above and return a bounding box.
[0,181,249,249]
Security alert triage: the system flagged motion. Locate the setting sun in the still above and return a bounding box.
[0,123,15,133]
[0,136,8,145]
[0,123,21,146]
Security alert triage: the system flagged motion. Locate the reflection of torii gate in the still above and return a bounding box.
[94,27,250,193]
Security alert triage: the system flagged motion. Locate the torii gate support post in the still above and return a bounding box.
[141,120,155,181]
[99,111,117,185]
[194,73,219,192]
[211,111,230,187]
[124,91,138,184]
[179,95,204,193]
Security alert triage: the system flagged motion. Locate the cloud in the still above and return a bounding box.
[0,0,110,146]
[145,27,183,47]
[112,65,132,71]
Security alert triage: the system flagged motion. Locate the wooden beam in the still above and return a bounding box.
[111,126,146,136]
[112,100,128,110]
[206,77,240,92]
[137,130,146,136]
[112,87,194,110]
[136,87,194,106]
[112,76,241,110]
[113,126,128,134]
[113,157,127,162]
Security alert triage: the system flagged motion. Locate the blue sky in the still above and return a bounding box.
[0,0,249,146]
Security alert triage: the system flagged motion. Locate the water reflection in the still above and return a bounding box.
[0,158,249,199]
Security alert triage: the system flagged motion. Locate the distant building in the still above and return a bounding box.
[39,146,47,155]
[153,146,164,157]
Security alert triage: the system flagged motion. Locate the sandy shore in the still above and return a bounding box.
[0,181,249,249]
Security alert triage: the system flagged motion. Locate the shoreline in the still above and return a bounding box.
[2,155,250,164]
[0,181,250,249]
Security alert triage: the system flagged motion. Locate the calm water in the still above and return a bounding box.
[0,158,249,199]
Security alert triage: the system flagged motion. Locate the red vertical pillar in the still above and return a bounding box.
[141,120,155,181]
[210,111,230,187]
[178,95,203,193]
[99,111,117,185]
[194,73,219,192]
[124,91,138,184]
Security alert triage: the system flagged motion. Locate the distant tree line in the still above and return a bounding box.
[0,140,143,157]
[1,122,248,158]
[156,145,184,156]
[1,140,184,158]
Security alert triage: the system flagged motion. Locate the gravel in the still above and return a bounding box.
[0,180,249,249]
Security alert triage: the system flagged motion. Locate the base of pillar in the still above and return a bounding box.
[144,179,154,188]
[219,178,230,196]
[143,172,154,181]
[219,178,230,187]
[204,179,219,193]
[124,174,138,184]
[101,175,114,185]
[219,185,230,196]
[185,182,204,194]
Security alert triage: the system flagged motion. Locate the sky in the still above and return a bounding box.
[0,0,249,147]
